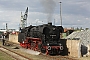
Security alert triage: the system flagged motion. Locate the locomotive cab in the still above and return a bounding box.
[42,23,63,46]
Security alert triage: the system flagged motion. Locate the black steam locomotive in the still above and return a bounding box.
[18,23,64,55]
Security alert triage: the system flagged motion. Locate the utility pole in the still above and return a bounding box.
[6,23,8,32]
[59,2,62,26]
[59,2,63,39]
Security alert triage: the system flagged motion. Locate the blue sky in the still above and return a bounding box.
[0,0,90,29]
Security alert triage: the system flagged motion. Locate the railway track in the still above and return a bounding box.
[40,54,78,60]
[0,40,78,60]
[0,46,78,60]
[0,46,32,60]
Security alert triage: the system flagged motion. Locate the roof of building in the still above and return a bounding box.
[66,30,90,45]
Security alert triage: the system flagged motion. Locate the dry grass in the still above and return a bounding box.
[0,50,14,60]
[79,56,90,60]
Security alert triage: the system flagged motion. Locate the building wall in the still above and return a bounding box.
[9,34,19,44]
[86,44,90,56]
[67,40,81,58]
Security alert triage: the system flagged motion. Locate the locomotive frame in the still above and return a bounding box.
[18,23,65,55]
